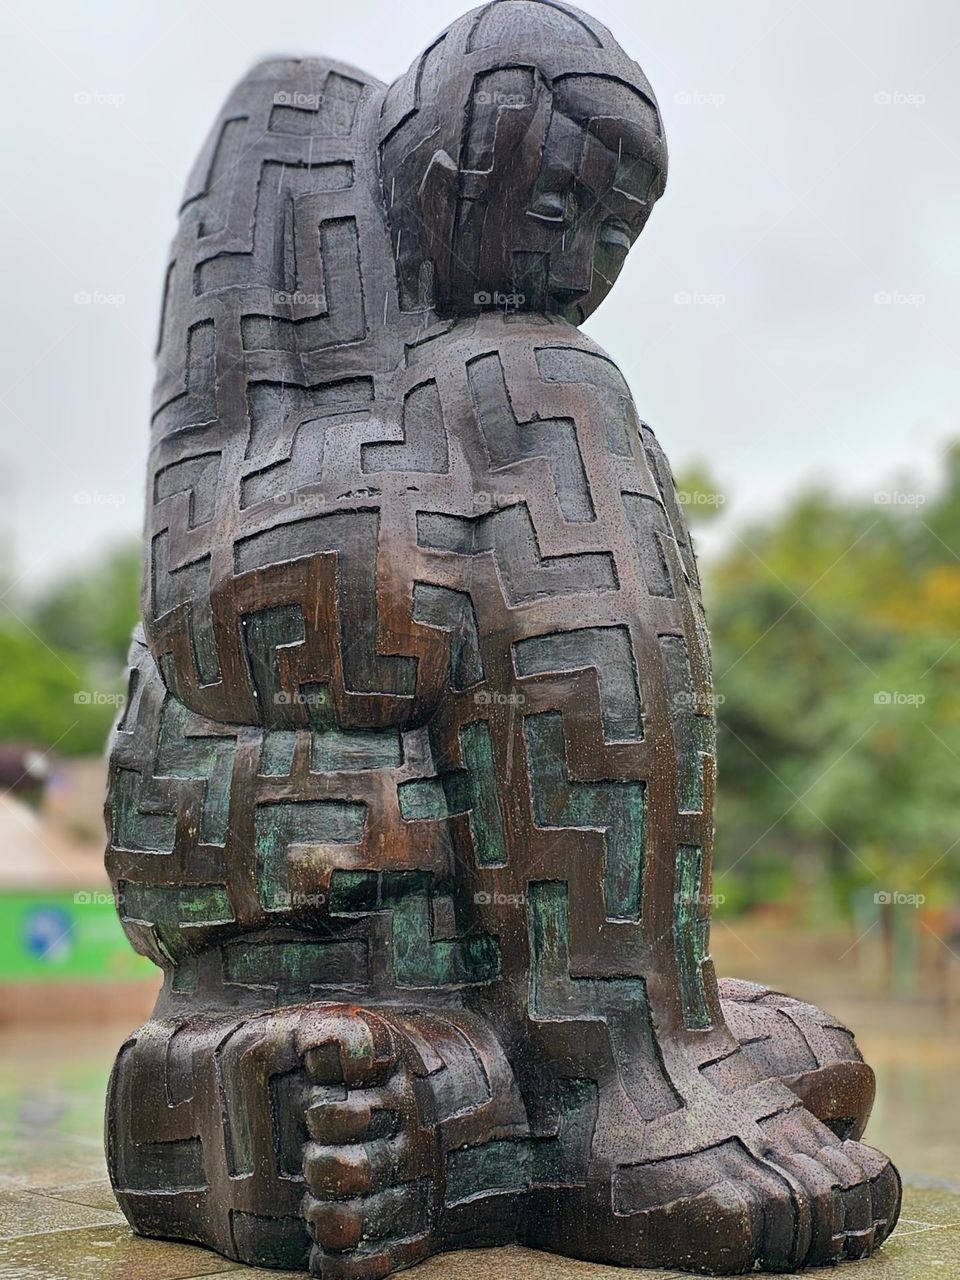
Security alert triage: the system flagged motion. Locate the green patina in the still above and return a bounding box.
[528,879,571,1019]
[673,844,711,1029]
[258,720,402,777]
[222,938,369,989]
[120,881,233,961]
[449,720,507,866]
[658,634,715,813]
[254,800,366,910]
[112,768,176,853]
[524,712,645,921]
[259,730,297,777]
[330,869,500,987]
[527,881,677,1119]
[310,723,402,772]
[156,697,236,845]
[530,1078,598,1184]
[528,879,648,1018]
[299,682,334,733]
[397,776,448,821]
[445,1078,598,1204]
[242,605,306,728]
[397,721,507,866]
[446,1139,531,1204]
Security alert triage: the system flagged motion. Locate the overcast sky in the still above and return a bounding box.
[0,0,957,589]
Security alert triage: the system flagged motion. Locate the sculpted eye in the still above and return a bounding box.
[527,190,566,223]
[614,154,657,202]
[597,219,632,253]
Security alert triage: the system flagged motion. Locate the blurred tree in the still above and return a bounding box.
[0,540,139,755]
[0,623,118,755]
[30,542,140,671]
[673,461,726,524]
[708,467,960,917]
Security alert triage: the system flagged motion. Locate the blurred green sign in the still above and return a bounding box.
[0,891,154,981]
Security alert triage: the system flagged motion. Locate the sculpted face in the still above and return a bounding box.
[416,74,666,322]
[380,2,668,324]
[512,81,665,322]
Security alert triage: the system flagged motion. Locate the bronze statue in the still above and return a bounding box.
[105,2,900,1274]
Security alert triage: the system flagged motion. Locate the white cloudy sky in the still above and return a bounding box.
[0,0,957,588]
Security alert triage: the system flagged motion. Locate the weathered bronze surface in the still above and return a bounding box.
[104,2,900,1274]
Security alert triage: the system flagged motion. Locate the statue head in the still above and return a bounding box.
[380,0,667,324]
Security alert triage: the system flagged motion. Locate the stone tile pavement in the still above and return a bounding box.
[0,1177,956,1280]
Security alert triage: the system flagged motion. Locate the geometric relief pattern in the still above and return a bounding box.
[513,625,643,741]
[524,713,646,922]
[416,504,618,606]
[105,9,898,1277]
[673,844,711,1030]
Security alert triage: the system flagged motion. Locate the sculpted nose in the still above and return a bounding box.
[546,222,595,295]
[549,257,595,306]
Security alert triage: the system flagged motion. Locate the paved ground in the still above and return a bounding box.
[0,1176,957,1280]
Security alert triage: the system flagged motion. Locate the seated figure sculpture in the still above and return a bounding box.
[105,2,900,1276]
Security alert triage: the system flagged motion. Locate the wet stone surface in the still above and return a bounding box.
[0,1185,957,1280]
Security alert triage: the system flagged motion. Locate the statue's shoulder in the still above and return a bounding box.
[403,313,633,399]
[398,313,657,471]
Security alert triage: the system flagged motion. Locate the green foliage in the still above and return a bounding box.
[709,466,960,915]
[0,623,117,754]
[31,544,140,670]
[673,461,726,524]
[0,541,139,755]
[1,444,960,926]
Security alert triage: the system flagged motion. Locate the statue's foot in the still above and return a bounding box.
[720,978,876,1140]
[299,1004,532,1276]
[524,1086,900,1274]
[109,1003,527,1277]
[298,1006,436,1280]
